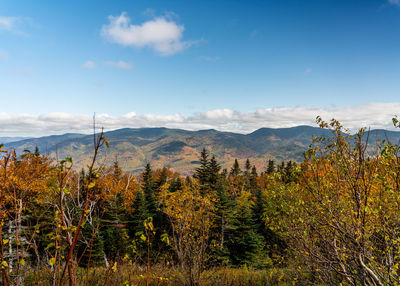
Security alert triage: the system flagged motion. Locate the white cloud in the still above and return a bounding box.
[305,67,312,74]
[1,103,400,136]
[389,0,400,5]
[82,60,96,69]
[104,60,133,70]
[101,12,193,55]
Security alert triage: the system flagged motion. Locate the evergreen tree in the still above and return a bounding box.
[230,159,241,177]
[282,161,298,183]
[213,176,234,265]
[25,202,54,265]
[112,160,123,180]
[142,163,157,218]
[34,145,40,156]
[226,192,268,267]
[101,192,129,261]
[266,160,275,174]
[277,161,285,173]
[208,155,221,191]
[194,149,221,193]
[128,190,149,237]
[249,165,258,195]
[244,159,251,177]
[78,218,105,266]
[168,177,183,192]
[194,148,210,193]
[141,163,169,260]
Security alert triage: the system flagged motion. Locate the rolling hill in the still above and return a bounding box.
[3,126,400,175]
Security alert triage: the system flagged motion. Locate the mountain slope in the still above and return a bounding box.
[5,126,400,175]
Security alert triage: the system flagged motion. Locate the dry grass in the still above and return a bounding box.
[23,264,298,286]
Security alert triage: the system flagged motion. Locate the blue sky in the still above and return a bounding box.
[1,0,400,135]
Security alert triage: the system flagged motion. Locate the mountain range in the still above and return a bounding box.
[3,126,400,175]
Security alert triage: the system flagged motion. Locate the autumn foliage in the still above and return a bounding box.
[1,117,400,285]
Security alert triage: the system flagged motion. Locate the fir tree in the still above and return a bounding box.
[208,155,221,191]
[266,160,275,174]
[213,176,234,265]
[142,163,157,218]
[168,177,183,192]
[34,145,40,156]
[244,159,251,177]
[112,160,123,180]
[78,218,105,266]
[194,148,210,192]
[100,192,129,261]
[226,192,268,267]
[249,165,259,195]
[230,159,241,177]
[128,190,149,237]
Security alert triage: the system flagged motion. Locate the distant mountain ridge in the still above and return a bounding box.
[4,126,400,175]
[0,137,32,144]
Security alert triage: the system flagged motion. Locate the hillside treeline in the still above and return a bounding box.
[1,117,400,285]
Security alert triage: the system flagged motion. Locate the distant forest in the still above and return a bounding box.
[1,117,400,285]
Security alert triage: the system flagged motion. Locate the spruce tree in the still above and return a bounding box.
[230,159,241,177]
[226,192,268,267]
[208,155,221,191]
[142,163,157,218]
[266,160,275,174]
[78,218,105,266]
[129,190,149,237]
[168,177,183,192]
[213,176,234,265]
[244,159,251,177]
[249,165,259,195]
[101,192,129,261]
[34,145,40,156]
[112,160,123,180]
[194,148,210,193]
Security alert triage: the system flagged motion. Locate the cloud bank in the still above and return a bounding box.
[0,103,399,137]
[101,12,192,55]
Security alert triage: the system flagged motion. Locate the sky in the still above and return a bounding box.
[1,0,400,136]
